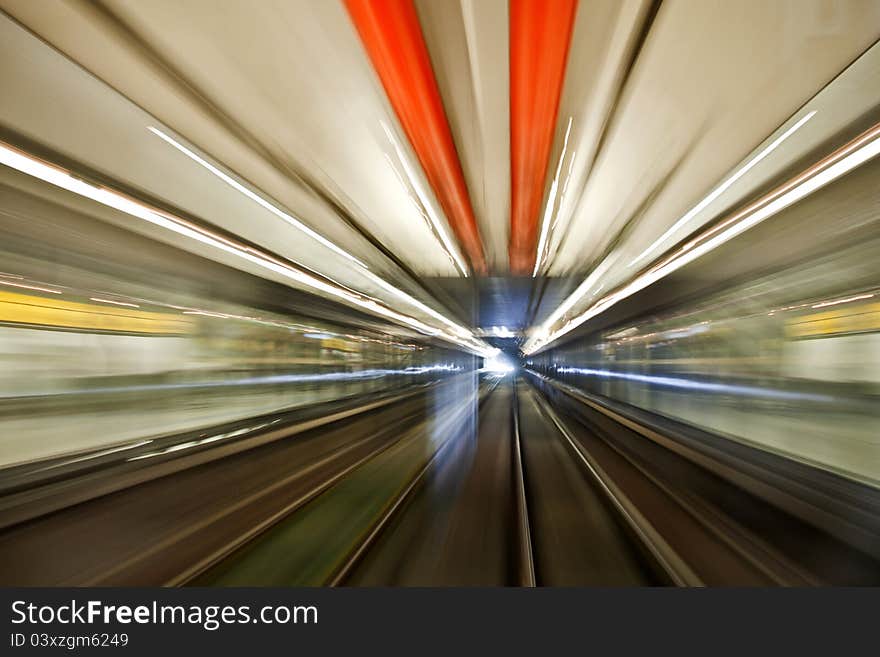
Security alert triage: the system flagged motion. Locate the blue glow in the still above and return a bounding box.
[555,367,836,403]
[2,365,463,399]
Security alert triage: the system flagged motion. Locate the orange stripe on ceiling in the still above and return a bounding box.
[345,0,487,275]
[509,0,578,275]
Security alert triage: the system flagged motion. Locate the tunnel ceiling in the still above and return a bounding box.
[1,0,879,354]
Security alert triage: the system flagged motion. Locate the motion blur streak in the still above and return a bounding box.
[1,1,879,588]
[526,119,880,354]
[0,290,192,334]
[149,125,475,338]
[0,141,490,356]
[629,110,818,267]
[509,0,578,274]
[146,126,367,267]
[555,367,836,403]
[345,0,487,273]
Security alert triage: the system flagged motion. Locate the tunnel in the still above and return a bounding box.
[0,0,879,590]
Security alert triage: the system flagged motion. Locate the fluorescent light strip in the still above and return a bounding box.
[630,110,817,266]
[182,310,232,319]
[525,122,880,354]
[0,280,63,294]
[0,142,493,356]
[90,297,140,308]
[811,293,874,309]
[150,125,473,338]
[533,117,573,277]
[379,121,470,277]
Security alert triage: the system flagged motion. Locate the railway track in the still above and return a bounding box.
[338,377,658,586]
[4,373,877,586]
[0,381,471,585]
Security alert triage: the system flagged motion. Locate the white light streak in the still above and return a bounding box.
[630,111,817,267]
[811,293,874,309]
[0,280,63,294]
[379,121,470,277]
[147,127,363,266]
[525,121,880,355]
[0,141,494,357]
[534,117,573,277]
[90,297,141,308]
[149,126,476,341]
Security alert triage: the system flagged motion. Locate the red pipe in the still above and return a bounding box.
[509,0,578,274]
[345,0,487,274]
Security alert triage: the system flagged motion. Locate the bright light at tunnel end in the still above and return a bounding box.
[482,352,517,375]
